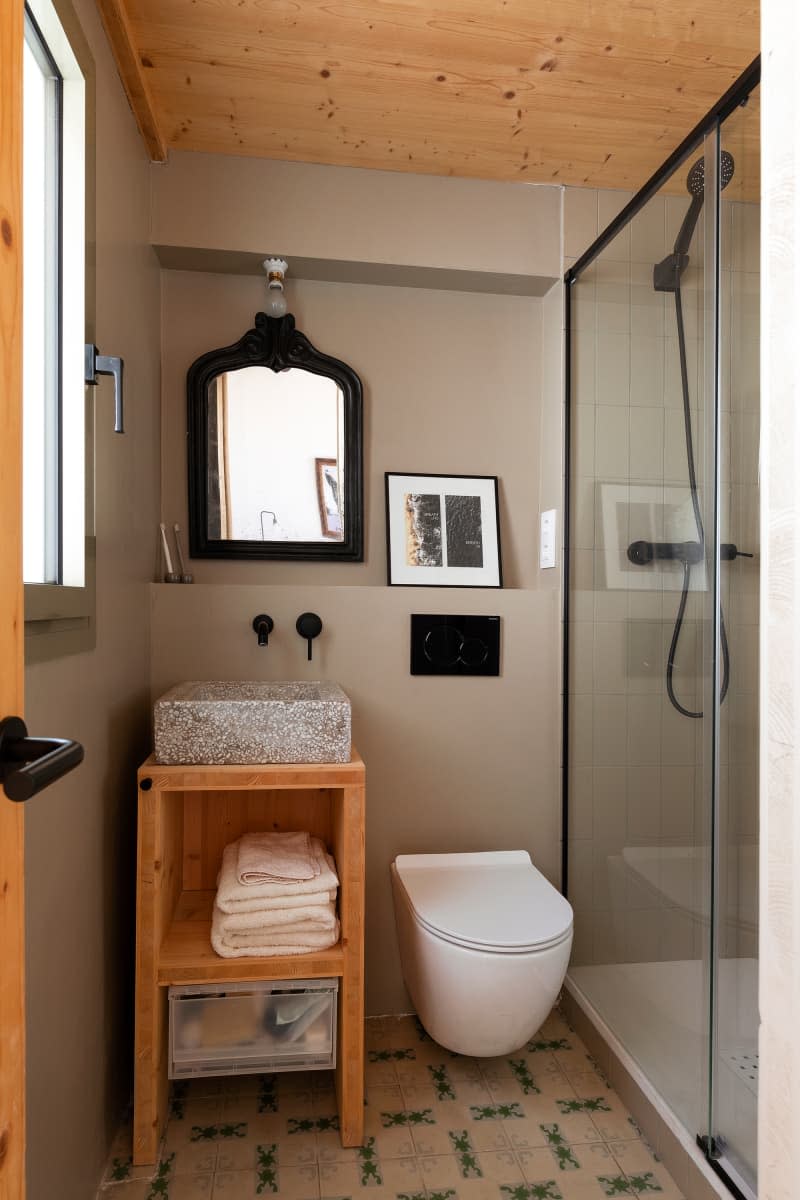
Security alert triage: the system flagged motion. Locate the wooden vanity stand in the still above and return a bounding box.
[133,751,366,1165]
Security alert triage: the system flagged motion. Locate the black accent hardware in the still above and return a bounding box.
[0,716,84,802]
[696,1136,750,1200]
[252,614,274,647]
[296,612,323,661]
[85,343,124,433]
[627,539,752,566]
[140,778,153,791]
[410,614,500,676]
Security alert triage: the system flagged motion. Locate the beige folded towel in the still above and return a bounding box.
[216,839,339,914]
[211,903,340,958]
[223,924,341,950]
[237,830,319,885]
[216,903,337,934]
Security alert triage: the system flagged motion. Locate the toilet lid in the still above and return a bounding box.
[394,851,573,953]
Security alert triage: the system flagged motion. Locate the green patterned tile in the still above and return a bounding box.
[189,1122,246,1142]
[526,1039,571,1053]
[500,1185,563,1200]
[380,1109,435,1127]
[447,1131,482,1178]
[508,1061,541,1096]
[597,1177,636,1196]
[547,1142,580,1172]
[107,1156,133,1182]
[428,1065,457,1101]
[555,1097,611,1115]
[145,1153,174,1198]
[287,1115,339,1134]
[469,1102,525,1121]
[356,1136,383,1186]
[625,1173,663,1194]
[255,1143,279,1195]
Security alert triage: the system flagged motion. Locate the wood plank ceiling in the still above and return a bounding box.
[97,0,759,193]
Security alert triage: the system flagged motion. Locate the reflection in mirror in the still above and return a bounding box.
[207,367,345,543]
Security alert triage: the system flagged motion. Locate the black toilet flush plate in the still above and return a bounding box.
[410,614,501,676]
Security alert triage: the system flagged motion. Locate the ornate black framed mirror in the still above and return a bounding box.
[187,313,363,561]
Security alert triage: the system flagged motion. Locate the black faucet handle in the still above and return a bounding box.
[296,612,322,661]
[252,614,274,647]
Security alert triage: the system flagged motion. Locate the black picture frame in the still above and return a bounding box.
[187,312,363,561]
[385,472,502,588]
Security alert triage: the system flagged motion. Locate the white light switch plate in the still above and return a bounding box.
[540,509,557,569]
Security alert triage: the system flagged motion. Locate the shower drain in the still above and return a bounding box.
[721,1049,759,1096]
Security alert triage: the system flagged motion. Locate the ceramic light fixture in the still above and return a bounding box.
[262,256,288,317]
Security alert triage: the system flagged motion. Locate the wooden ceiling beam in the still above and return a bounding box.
[95,0,167,162]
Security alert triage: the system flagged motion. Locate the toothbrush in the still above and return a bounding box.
[173,523,193,583]
[160,523,180,582]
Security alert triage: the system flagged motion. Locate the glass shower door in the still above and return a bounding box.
[564,64,760,1200]
[707,88,760,1199]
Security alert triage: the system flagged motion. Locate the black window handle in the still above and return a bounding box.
[0,716,84,802]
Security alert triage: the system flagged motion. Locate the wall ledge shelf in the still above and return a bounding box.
[152,244,558,298]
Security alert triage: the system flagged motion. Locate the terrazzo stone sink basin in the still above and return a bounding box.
[153,681,351,765]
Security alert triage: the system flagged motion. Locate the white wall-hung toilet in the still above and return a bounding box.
[391,850,573,1057]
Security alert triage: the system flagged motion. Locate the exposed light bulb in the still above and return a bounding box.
[262,256,289,318]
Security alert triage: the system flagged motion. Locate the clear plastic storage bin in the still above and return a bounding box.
[168,978,338,1079]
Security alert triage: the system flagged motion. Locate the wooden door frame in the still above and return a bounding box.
[0,1,26,1198]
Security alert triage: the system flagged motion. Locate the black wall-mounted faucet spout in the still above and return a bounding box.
[252,614,274,647]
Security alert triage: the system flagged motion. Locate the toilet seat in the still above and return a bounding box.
[393,851,573,954]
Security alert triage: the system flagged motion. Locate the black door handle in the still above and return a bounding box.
[0,716,84,802]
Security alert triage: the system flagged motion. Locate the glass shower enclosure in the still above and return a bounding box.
[563,61,760,1200]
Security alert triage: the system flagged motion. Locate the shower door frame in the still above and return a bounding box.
[561,55,761,1200]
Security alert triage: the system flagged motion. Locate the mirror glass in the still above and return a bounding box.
[206,367,345,544]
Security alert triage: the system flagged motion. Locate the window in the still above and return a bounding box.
[23,0,94,649]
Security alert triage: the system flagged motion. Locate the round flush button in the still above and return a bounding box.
[424,625,462,667]
[459,637,488,668]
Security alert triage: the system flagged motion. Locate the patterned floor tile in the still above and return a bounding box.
[400,1083,443,1111]
[409,1105,510,1157]
[213,1164,319,1198]
[562,1073,615,1102]
[166,1142,219,1176]
[168,1176,214,1199]
[418,1154,466,1189]
[98,1010,686,1200]
[318,1155,422,1196]
[607,1139,684,1197]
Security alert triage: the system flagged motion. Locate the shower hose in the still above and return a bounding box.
[668,283,730,719]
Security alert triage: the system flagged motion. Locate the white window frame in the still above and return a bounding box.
[23,0,95,655]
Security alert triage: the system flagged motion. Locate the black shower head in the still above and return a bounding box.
[686,150,735,196]
[672,151,736,259]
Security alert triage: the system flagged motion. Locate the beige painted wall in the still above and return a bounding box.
[155,254,564,1014]
[161,271,547,589]
[151,151,562,280]
[150,582,562,1014]
[22,1,161,1196]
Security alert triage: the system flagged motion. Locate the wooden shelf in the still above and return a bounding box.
[134,752,365,1164]
[158,890,345,984]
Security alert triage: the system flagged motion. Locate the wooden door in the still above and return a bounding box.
[0,2,26,1198]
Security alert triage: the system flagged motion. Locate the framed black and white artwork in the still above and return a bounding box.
[385,472,502,588]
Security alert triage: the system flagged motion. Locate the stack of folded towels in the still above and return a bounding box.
[211,830,340,959]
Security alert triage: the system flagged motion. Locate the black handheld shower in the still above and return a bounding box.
[653,151,735,291]
[630,150,743,719]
